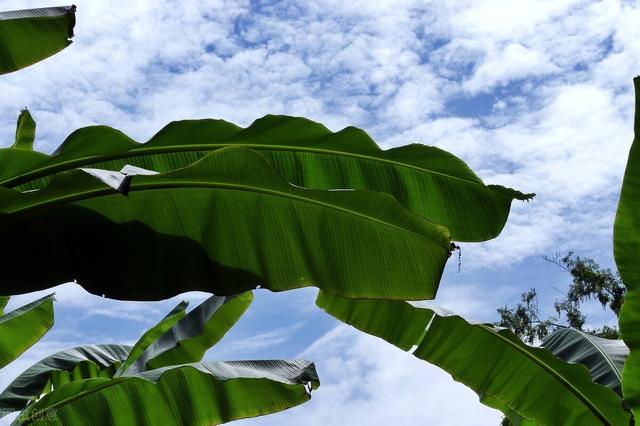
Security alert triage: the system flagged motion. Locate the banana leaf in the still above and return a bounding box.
[0,294,54,369]
[115,301,188,375]
[3,294,318,425]
[0,344,131,414]
[0,296,9,315]
[541,328,628,396]
[119,292,253,375]
[614,75,640,418]
[16,360,319,426]
[0,146,451,301]
[2,292,252,414]
[0,6,75,75]
[316,291,630,425]
[0,115,532,242]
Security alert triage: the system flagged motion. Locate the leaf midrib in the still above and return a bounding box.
[4,180,442,245]
[577,329,623,382]
[1,143,484,189]
[417,310,614,424]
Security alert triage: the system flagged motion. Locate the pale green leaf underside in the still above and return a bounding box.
[0,115,532,241]
[316,291,630,425]
[0,6,75,75]
[0,147,451,301]
[614,76,640,418]
[542,328,628,396]
[0,294,54,369]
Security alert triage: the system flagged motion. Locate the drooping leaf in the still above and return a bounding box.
[0,344,130,415]
[541,328,628,396]
[0,147,451,301]
[614,75,640,418]
[0,6,76,75]
[116,301,188,374]
[0,294,54,369]
[316,291,630,425]
[17,360,319,426]
[0,115,532,242]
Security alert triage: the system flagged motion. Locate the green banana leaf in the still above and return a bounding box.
[0,294,54,369]
[614,75,640,418]
[0,115,532,242]
[541,328,628,396]
[0,296,9,315]
[0,6,76,75]
[0,344,130,415]
[316,291,630,425]
[115,301,188,375]
[17,360,319,426]
[3,294,319,425]
[0,146,451,301]
[2,293,252,414]
[118,292,253,375]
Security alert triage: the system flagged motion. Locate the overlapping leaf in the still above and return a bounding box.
[0,6,75,75]
[542,328,628,396]
[0,344,130,414]
[0,146,451,301]
[614,75,640,418]
[118,292,253,375]
[3,293,319,425]
[0,294,54,369]
[316,291,630,425]
[0,115,532,242]
[17,360,319,426]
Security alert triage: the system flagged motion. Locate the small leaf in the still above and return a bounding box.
[13,109,36,151]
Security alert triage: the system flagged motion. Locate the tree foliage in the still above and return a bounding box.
[496,252,625,343]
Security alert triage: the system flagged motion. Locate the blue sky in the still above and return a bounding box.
[1,0,639,424]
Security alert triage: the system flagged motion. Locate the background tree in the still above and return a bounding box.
[496,252,626,342]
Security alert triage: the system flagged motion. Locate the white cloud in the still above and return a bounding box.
[235,325,502,426]
[1,0,639,424]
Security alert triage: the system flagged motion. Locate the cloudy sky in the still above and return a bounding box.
[1,0,639,424]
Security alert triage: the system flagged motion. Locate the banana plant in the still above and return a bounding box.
[0,294,54,369]
[0,292,320,425]
[614,75,640,420]
[0,5,76,75]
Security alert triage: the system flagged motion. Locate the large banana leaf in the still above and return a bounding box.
[542,328,628,396]
[0,6,75,75]
[16,360,319,426]
[0,115,532,242]
[0,146,451,301]
[614,76,640,418]
[316,291,630,425]
[119,292,253,374]
[0,344,130,414]
[0,294,54,369]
